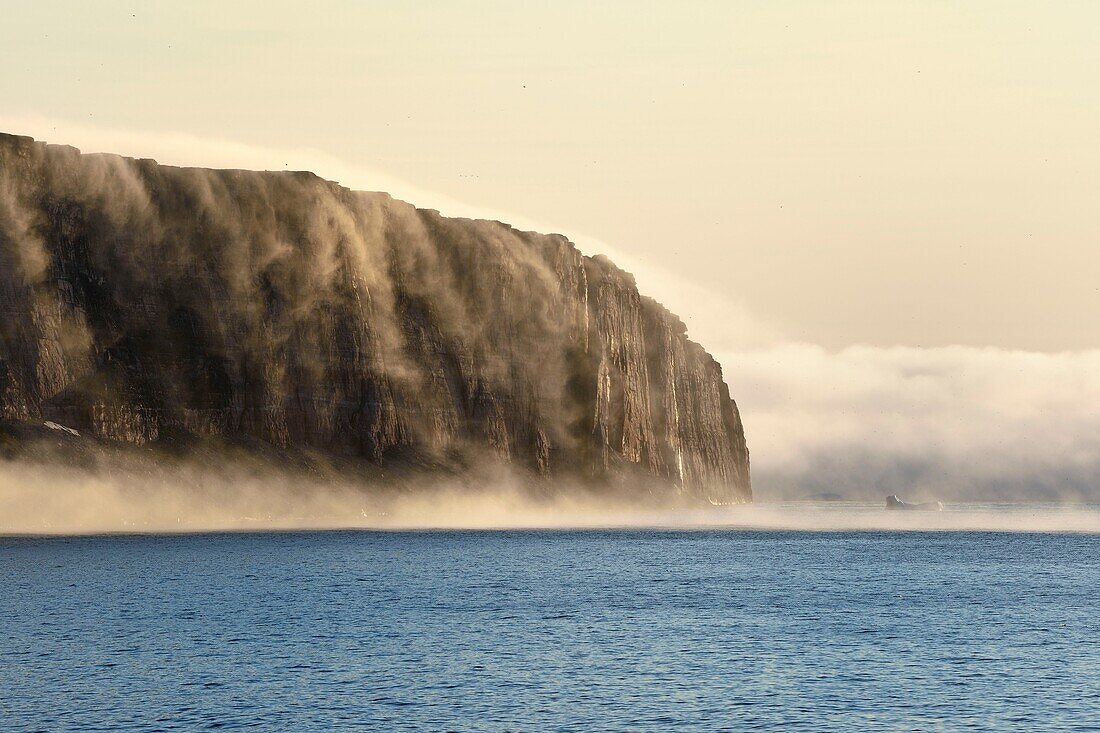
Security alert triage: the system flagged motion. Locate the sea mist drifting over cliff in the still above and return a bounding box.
[3,120,1098,531]
[3,452,1095,535]
[17,117,1092,507]
[0,131,750,526]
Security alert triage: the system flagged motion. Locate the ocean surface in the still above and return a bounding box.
[2,508,1099,731]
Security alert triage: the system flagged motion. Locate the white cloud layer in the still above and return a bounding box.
[721,345,1100,501]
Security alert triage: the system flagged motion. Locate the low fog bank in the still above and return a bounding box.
[2,455,1097,535]
[709,502,1100,534]
[0,449,713,535]
[723,344,1100,503]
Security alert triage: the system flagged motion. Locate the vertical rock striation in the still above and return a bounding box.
[0,133,750,503]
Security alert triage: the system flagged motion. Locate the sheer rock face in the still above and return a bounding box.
[0,133,750,503]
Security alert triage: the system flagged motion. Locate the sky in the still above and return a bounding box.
[2,1,1098,498]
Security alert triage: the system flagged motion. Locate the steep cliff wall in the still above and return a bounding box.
[0,133,750,503]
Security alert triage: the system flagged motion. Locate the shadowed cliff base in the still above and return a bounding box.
[0,132,749,511]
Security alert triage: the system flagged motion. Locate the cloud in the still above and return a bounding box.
[720,344,1100,501]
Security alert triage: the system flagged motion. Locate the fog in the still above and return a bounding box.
[1,452,1096,536]
[0,455,684,535]
[724,344,1100,502]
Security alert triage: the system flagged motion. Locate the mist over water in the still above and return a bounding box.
[725,344,1100,503]
[2,457,1097,535]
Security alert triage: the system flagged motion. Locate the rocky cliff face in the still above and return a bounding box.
[0,133,750,503]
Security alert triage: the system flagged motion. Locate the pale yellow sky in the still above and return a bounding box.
[2,1,1098,350]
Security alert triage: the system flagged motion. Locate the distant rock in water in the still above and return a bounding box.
[0,132,750,503]
[885,495,943,511]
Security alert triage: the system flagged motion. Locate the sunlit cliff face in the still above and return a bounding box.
[0,133,750,507]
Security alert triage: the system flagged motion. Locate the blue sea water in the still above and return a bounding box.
[2,527,1098,731]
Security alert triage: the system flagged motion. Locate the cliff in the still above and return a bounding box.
[0,133,750,503]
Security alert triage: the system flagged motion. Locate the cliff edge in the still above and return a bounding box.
[0,133,750,503]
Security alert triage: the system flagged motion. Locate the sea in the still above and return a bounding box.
[2,503,1098,732]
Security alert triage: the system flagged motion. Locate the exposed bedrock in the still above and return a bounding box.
[0,132,750,503]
